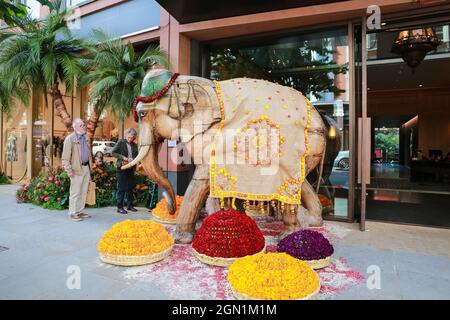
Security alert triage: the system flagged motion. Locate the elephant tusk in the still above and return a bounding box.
[121,145,150,170]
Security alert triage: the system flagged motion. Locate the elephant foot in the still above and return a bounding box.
[307,215,323,227]
[296,206,323,228]
[174,230,194,244]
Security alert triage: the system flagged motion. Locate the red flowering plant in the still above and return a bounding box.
[21,166,71,210]
[277,229,334,261]
[192,209,265,258]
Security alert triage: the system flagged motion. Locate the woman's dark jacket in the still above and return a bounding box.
[111,139,139,171]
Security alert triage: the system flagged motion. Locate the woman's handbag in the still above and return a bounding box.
[86,181,96,205]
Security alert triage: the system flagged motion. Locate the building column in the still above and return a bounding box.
[157,8,193,200]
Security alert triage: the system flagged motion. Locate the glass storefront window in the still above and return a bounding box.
[32,95,52,176]
[205,25,351,219]
[2,103,28,181]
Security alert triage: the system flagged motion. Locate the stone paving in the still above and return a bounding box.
[0,184,449,299]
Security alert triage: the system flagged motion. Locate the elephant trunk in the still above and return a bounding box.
[141,142,177,214]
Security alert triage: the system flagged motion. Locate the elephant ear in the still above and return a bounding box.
[169,76,222,143]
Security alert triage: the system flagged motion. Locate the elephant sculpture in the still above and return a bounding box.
[122,68,339,244]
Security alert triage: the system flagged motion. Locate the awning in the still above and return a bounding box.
[156,0,347,24]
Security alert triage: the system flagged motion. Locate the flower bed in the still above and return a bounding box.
[277,229,334,269]
[228,252,320,300]
[98,220,174,266]
[151,195,184,224]
[16,167,70,209]
[192,209,265,267]
[16,162,157,210]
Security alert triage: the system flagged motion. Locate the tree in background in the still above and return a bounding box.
[375,128,400,162]
[81,29,169,141]
[0,0,27,27]
[210,39,348,99]
[0,0,88,131]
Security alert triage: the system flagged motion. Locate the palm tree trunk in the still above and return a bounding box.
[51,81,73,132]
[86,103,100,142]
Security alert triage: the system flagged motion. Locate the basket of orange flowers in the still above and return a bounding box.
[151,195,183,224]
[98,220,174,266]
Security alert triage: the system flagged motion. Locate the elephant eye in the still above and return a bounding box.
[138,111,148,118]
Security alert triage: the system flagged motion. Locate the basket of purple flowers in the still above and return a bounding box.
[276,229,334,269]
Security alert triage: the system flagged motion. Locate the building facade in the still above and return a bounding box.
[2,0,449,229]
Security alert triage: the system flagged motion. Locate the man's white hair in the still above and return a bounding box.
[72,118,84,128]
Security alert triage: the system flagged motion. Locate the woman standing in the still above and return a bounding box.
[111,128,139,214]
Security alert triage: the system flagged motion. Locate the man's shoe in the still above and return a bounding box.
[78,212,91,218]
[69,213,83,221]
[117,208,128,214]
[127,207,138,212]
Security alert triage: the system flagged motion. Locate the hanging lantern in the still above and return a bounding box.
[391,27,439,70]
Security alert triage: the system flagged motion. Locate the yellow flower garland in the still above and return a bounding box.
[98,220,174,256]
[228,252,320,300]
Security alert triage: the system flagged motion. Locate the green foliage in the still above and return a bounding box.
[90,161,118,208]
[134,174,158,208]
[81,29,170,122]
[0,0,27,27]
[375,128,399,162]
[0,0,88,107]
[0,173,11,184]
[0,68,29,116]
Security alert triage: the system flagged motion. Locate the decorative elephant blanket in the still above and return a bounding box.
[209,78,312,205]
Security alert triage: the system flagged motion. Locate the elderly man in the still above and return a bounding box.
[62,118,92,221]
[111,128,139,214]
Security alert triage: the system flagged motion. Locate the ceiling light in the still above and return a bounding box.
[392,27,439,70]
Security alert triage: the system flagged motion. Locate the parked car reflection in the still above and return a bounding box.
[333,150,349,169]
[329,150,349,189]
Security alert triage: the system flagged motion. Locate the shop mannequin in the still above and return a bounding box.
[6,131,18,162]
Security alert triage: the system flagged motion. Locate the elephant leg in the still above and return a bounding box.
[299,179,323,227]
[205,196,220,215]
[175,165,210,244]
[278,206,302,241]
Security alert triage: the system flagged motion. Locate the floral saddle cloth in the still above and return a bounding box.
[210,78,312,205]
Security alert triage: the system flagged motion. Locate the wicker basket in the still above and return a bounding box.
[230,280,320,300]
[192,246,266,268]
[99,245,173,266]
[151,213,177,225]
[306,256,331,269]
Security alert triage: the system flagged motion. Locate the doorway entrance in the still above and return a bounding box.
[364,21,450,228]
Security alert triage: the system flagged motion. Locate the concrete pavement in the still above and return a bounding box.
[0,184,449,299]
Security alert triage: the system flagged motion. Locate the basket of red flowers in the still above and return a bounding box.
[192,209,265,267]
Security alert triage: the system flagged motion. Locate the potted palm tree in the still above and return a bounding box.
[81,29,170,141]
